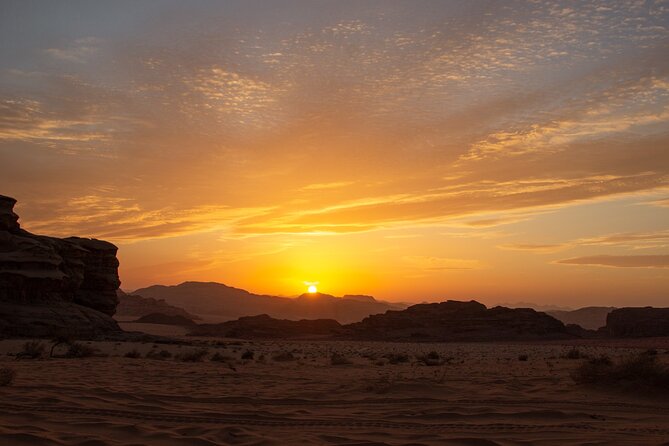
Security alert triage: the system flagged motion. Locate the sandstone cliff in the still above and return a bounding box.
[0,195,121,337]
[606,307,669,337]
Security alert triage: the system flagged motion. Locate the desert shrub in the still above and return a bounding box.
[646,348,658,356]
[50,336,73,358]
[330,353,352,365]
[65,342,97,358]
[177,348,209,362]
[572,353,669,391]
[565,347,585,360]
[362,352,378,361]
[416,351,443,366]
[0,367,15,386]
[147,349,172,360]
[18,341,45,359]
[384,353,410,364]
[518,354,529,362]
[241,350,254,360]
[272,351,296,362]
[572,355,613,383]
[210,352,234,362]
[124,349,142,359]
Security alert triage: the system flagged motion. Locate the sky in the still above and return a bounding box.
[1,0,668,307]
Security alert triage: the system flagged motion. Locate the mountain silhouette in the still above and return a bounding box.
[132,281,405,323]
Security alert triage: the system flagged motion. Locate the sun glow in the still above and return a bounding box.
[307,285,318,294]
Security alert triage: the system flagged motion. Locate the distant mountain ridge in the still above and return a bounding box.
[547,307,617,330]
[132,281,405,324]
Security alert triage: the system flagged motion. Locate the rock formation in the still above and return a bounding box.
[191,314,342,339]
[0,195,121,337]
[346,300,572,341]
[606,307,669,337]
[133,313,197,327]
[191,300,575,342]
[116,289,199,320]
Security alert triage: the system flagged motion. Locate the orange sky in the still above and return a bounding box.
[1,1,668,307]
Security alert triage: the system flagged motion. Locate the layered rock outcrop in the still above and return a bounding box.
[133,313,197,327]
[346,300,572,341]
[191,314,342,339]
[191,301,574,342]
[0,195,121,337]
[606,307,669,337]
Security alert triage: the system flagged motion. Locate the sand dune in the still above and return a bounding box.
[1,339,668,445]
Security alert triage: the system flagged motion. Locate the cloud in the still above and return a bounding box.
[644,197,669,208]
[578,230,669,249]
[20,194,274,243]
[498,243,568,253]
[44,37,100,63]
[557,255,669,268]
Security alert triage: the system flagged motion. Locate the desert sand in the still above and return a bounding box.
[1,335,669,446]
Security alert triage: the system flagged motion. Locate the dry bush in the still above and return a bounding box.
[416,351,444,366]
[330,353,352,365]
[241,350,254,360]
[384,353,410,364]
[518,354,529,362]
[572,353,669,392]
[210,352,234,362]
[565,347,585,360]
[272,351,296,362]
[0,367,15,386]
[147,349,172,360]
[18,341,45,359]
[65,342,97,358]
[124,349,142,359]
[177,348,209,362]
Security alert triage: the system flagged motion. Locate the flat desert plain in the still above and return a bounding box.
[1,336,669,446]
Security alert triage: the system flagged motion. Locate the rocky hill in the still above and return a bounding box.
[191,314,342,339]
[116,290,199,320]
[191,300,575,341]
[0,195,121,338]
[346,300,572,341]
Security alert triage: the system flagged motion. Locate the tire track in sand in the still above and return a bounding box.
[2,403,669,436]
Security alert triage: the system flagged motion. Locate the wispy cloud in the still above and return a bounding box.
[498,243,568,253]
[44,37,100,63]
[557,255,669,268]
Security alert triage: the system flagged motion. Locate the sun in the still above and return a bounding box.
[307,285,318,294]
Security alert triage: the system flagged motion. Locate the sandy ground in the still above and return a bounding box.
[1,335,668,445]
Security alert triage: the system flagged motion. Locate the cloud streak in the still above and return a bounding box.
[557,255,669,268]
